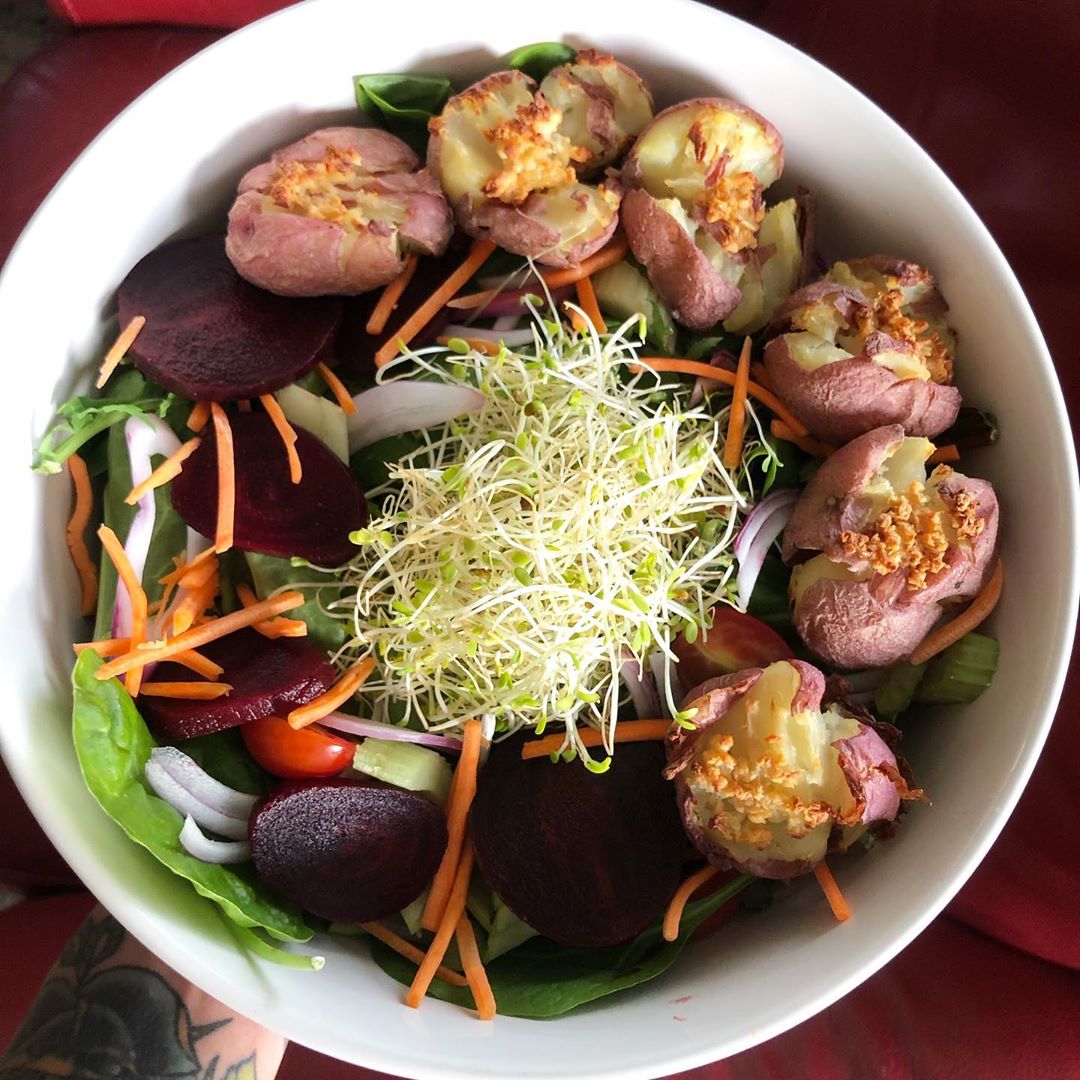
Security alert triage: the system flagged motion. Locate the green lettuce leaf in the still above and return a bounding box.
[353,73,453,151]
[504,42,576,82]
[72,651,315,960]
[244,552,347,652]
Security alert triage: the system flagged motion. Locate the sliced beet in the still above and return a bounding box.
[118,236,342,401]
[139,628,336,741]
[249,778,447,923]
[470,739,684,948]
[171,411,367,564]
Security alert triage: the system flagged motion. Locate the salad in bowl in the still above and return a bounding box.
[29,38,1011,1024]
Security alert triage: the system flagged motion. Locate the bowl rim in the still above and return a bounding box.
[1,1,1078,1076]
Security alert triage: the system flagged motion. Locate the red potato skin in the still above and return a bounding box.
[763,333,962,444]
[621,188,741,328]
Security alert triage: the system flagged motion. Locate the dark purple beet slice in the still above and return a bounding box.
[118,236,342,401]
[171,411,367,564]
[249,778,447,923]
[470,739,684,948]
[139,629,335,741]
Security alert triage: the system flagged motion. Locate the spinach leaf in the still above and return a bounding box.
[33,370,175,474]
[745,552,795,639]
[504,42,576,82]
[244,552,347,652]
[353,73,452,150]
[72,651,314,957]
[369,875,751,1017]
[350,430,426,492]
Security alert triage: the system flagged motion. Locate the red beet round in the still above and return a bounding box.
[139,629,336,741]
[470,739,685,947]
[171,411,367,565]
[118,236,342,401]
[249,778,447,923]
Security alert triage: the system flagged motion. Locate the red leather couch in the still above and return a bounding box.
[2,3,1078,1077]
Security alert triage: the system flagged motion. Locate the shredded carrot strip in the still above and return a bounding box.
[574,275,604,333]
[125,437,201,506]
[73,639,221,679]
[287,656,377,729]
[421,719,483,932]
[170,573,219,636]
[65,453,98,617]
[366,253,420,336]
[236,583,308,639]
[141,681,233,700]
[375,240,497,368]
[407,843,476,1009]
[663,864,719,942]
[187,400,211,432]
[909,558,1004,665]
[456,914,496,1020]
[722,337,753,470]
[97,524,148,696]
[360,922,469,988]
[315,361,357,415]
[94,592,304,680]
[178,556,218,592]
[260,394,302,484]
[96,315,145,390]
[74,637,130,658]
[635,357,810,437]
[171,650,224,679]
[210,404,235,552]
[814,861,851,922]
[927,443,960,465]
[564,301,590,334]
[770,419,837,459]
[159,545,216,587]
[521,719,671,760]
[446,236,631,311]
[436,335,501,357]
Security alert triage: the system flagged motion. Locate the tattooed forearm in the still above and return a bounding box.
[0,907,285,1080]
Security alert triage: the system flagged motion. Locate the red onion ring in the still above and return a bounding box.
[318,711,464,753]
[347,381,485,452]
[179,816,251,864]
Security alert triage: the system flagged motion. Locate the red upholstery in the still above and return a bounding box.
[2,3,1078,1076]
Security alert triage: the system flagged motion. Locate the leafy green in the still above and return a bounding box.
[503,42,576,82]
[353,73,453,150]
[33,370,175,474]
[244,552,347,652]
[72,651,314,959]
[369,875,752,1017]
[745,552,794,637]
[350,430,426,491]
[174,729,267,797]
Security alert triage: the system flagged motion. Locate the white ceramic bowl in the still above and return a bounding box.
[1,1,1077,1076]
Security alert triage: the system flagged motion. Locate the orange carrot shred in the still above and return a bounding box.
[521,719,671,761]
[435,335,501,357]
[456,914,496,1020]
[96,315,145,390]
[125,437,201,506]
[97,524,148,696]
[73,639,221,679]
[375,240,496,368]
[927,443,960,465]
[360,922,469,988]
[73,637,130,658]
[564,301,590,334]
[722,337,753,470]
[769,419,837,459]
[909,558,1004,665]
[366,253,420,336]
[141,681,233,700]
[814,861,851,922]
[635,357,810,437]
[421,719,483,932]
[66,453,98,617]
[663,864,719,942]
[170,649,224,680]
[574,275,604,333]
[287,656,377,729]
[210,404,235,553]
[94,592,305,681]
[236,583,308,639]
[259,394,302,484]
[407,843,476,1009]
[187,400,211,432]
[315,361,357,415]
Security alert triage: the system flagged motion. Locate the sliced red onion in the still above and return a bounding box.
[491,315,520,332]
[179,816,251,864]
[689,349,738,408]
[145,762,250,840]
[347,381,485,452]
[479,713,497,766]
[449,283,574,318]
[620,653,661,719]
[442,324,536,347]
[476,272,533,291]
[149,746,258,819]
[734,490,800,609]
[318,712,464,753]
[112,415,181,639]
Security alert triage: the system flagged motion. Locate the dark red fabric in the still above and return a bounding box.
[1,3,1078,1076]
[47,0,289,29]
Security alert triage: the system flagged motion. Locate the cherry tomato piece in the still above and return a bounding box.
[241,714,354,779]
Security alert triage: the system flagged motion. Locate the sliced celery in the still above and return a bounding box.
[914,632,1000,705]
[352,739,452,805]
[399,891,428,937]
[591,260,677,353]
[275,383,349,463]
[874,660,928,719]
